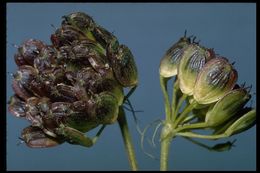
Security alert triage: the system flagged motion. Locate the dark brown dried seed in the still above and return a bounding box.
[8,95,26,118]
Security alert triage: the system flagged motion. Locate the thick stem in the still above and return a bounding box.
[160,123,174,171]
[160,137,171,171]
[118,107,138,171]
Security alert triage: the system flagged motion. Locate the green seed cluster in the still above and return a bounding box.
[159,33,255,140]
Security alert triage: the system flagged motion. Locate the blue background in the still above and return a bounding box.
[6,3,256,171]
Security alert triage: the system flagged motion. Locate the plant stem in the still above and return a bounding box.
[180,114,197,124]
[160,75,171,121]
[176,131,227,139]
[123,86,137,103]
[173,94,187,121]
[183,137,212,150]
[92,125,106,144]
[175,122,209,132]
[160,123,174,171]
[160,137,171,171]
[171,78,179,122]
[173,102,195,128]
[118,107,138,171]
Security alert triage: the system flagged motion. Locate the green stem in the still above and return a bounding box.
[171,78,179,122]
[160,75,171,121]
[160,123,174,171]
[160,137,171,171]
[123,86,137,103]
[173,102,195,128]
[92,125,106,144]
[173,94,187,122]
[175,122,209,132]
[118,107,138,171]
[184,137,212,150]
[176,131,227,140]
[180,114,197,125]
[184,137,236,152]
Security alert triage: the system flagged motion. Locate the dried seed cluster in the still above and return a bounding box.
[8,12,138,148]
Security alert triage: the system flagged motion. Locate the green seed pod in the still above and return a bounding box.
[212,107,252,135]
[178,44,214,95]
[94,78,124,106]
[109,45,138,87]
[55,124,94,147]
[194,57,238,104]
[210,140,236,152]
[107,38,120,55]
[159,35,191,78]
[62,12,96,33]
[225,108,256,136]
[93,25,118,49]
[94,92,119,124]
[205,88,251,127]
